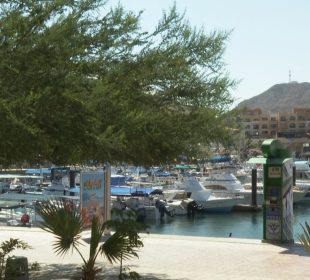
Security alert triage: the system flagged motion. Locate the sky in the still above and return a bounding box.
[107,0,310,105]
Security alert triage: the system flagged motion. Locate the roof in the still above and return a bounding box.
[0,174,43,179]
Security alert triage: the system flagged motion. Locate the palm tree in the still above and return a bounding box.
[36,198,146,280]
[297,221,310,254]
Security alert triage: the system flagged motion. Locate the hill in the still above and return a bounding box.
[237,82,310,113]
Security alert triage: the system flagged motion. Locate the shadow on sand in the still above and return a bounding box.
[29,263,178,280]
[273,243,310,257]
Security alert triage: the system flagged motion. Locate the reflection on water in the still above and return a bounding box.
[146,203,310,240]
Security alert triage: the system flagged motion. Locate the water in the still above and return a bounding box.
[146,203,310,240]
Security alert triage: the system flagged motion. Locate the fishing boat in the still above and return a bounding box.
[197,172,262,205]
[164,177,242,213]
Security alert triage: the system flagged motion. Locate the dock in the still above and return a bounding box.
[233,204,262,212]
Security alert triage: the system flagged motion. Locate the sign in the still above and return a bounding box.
[268,166,281,178]
[266,220,281,240]
[80,171,106,226]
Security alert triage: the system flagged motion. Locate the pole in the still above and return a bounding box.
[251,168,257,207]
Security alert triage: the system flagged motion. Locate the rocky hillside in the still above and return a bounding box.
[237,82,310,113]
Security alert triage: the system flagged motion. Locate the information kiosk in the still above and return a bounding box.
[261,139,294,243]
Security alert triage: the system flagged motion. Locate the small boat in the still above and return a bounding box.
[111,196,174,221]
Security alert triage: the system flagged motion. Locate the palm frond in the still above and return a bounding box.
[105,208,148,234]
[297,222,310,254]
[36,198,84,256]
[100,211,145,264]
[100,231,140,263]
[89,216,104,259]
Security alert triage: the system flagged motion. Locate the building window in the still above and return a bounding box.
[298,116,305,121]
[289,123,296,128]
[280,116,286,121]
[289,116,296,121]
[253,124,259,130]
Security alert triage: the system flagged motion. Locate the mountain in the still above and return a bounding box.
[237,82,310,113]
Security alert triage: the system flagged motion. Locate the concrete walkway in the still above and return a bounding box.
[0,226,309,279]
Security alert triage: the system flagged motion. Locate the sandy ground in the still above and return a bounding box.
[0,226,309,279]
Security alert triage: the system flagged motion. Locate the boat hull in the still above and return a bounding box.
[196,197,241,213]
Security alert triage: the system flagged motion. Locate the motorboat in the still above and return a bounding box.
[237,163,307,204]
[111,196,174,221]
[292,161,310,202]
[199,172,245,192]
[197,172,263,206]
[0,174,43,193]
[164,177,242,213]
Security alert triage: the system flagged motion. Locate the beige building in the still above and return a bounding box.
[240,107,310,138]
[239,107,310,156]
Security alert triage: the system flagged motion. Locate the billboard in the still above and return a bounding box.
[80,171,107,226]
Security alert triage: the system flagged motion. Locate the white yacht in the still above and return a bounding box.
[197,172,263,206]
[237,163,306,204]
[164,177,242,213]
[293,161,310,202]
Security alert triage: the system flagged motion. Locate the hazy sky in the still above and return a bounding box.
[108,0,310,105]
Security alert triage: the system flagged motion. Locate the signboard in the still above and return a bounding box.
[282,190,293,240]
[281,159,294,241]
[268,166,281,178]
[260,139,294,243]
[80,171,106,227]
[265,205,281,240]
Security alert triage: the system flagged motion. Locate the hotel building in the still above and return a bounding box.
[238,107,310,156]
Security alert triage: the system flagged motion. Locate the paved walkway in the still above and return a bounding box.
[0,226,309,279]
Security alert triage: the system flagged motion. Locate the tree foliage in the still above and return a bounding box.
[0,0,236,166]
[0,238,31,280]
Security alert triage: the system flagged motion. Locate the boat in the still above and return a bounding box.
[197,172,263,206]
[292,161,310,202]
[238,163,307,204]
[164,177,242,213]
[0,174,43,193]
[111,195,174,221]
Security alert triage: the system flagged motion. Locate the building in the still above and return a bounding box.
[239,107,310,157]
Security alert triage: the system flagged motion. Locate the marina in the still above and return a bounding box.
[146,202,310,240]
[1,157,310,242]
[1,196,310,241]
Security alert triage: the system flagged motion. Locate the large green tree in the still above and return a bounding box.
[0,0,235,166]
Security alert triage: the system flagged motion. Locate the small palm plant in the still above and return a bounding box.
[298,221,310,254]
[36,198,146,280]
[0,238,31,280]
